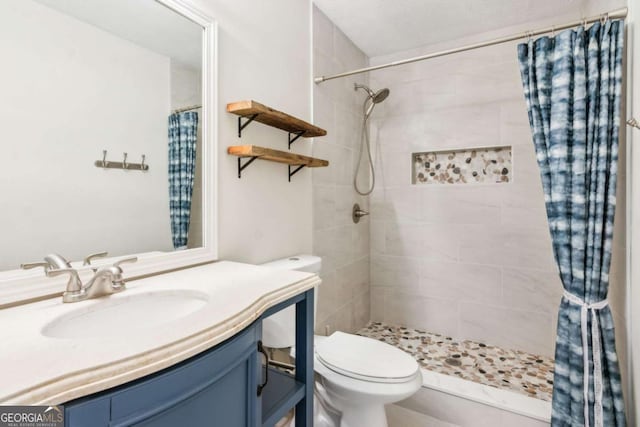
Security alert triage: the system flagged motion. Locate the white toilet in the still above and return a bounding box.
[261,255,422,427]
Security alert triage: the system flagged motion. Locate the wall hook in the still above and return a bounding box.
[94,151,149,171]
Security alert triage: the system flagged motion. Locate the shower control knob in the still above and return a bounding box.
[352,203,369,224]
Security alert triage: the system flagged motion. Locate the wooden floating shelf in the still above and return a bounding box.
[227,100,327,141]
[228,145,328,167]
[227,145,329,180]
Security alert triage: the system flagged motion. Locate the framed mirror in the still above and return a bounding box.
[0,0,217,306]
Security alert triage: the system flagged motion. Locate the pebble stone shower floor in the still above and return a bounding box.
[357,322,554,401]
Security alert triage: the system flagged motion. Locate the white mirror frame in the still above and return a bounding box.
[0,0,218,308]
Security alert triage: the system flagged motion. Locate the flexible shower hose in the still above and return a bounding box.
[353,108,375,196]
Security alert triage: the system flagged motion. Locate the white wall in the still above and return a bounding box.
[0,0,315,274]
[0,0,173,270]
[312,6,370,335]
[188,0,313,264]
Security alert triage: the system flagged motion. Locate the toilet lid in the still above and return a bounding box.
[315,332,419,383]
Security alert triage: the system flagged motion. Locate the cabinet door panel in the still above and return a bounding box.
[133,359,251,427]
[110,325,258,425]
[65,324,260,427]
[64,397,109,427]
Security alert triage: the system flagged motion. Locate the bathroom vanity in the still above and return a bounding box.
[0,262,318,427]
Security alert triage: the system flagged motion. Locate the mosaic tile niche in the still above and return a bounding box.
[412,146,512,185]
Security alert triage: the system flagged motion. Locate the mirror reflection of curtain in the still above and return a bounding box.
[168,112,198,249]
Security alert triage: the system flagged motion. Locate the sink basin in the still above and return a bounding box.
[42,290,209,339]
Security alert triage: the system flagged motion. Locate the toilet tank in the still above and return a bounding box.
[260,255,321,348]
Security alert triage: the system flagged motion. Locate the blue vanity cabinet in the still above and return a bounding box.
[64,322,262,427]
[63,288,314,427]
[259,289,314,427]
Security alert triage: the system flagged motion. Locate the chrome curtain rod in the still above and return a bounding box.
[173,104,202,114]
[314,7,628,84]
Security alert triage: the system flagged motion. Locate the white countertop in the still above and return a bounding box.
[0,261,319,405]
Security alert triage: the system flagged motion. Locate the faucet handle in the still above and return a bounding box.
[83,251,109,266]
[113,257,138,268]
[44,254,72,269]
[109,257,137,290]
[20,261,51,272]
[47,267,83,295]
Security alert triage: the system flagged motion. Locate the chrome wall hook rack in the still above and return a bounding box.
[95,150,149,171]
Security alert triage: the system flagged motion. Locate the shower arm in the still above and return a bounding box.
[354,83,376,98]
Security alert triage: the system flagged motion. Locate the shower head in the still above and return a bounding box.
[355,83,390,119]
[354,83,390,102]
[372,88,390,103]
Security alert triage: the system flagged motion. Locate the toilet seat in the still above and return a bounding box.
[315,332,419,384]
[313,351,423,406]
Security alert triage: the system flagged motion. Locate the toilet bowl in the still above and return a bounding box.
[261,256,421,427]
[312,332,422,427]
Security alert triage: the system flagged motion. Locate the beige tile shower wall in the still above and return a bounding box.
[368,32,626,359]
[312,7,370,335]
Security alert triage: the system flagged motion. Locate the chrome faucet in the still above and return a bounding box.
[21,253,83,293]
[46,256,137,303]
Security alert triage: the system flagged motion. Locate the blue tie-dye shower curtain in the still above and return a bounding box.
[168,111,198,249]
[517,21,625,427]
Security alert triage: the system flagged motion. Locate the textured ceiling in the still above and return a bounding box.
[314,0,627,58]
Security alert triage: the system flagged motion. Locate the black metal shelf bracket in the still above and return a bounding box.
[237,114,259,138]
[237,156,258,178]
[288,131,306,149]
[237,158,307,181]
[288,165,306,182]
